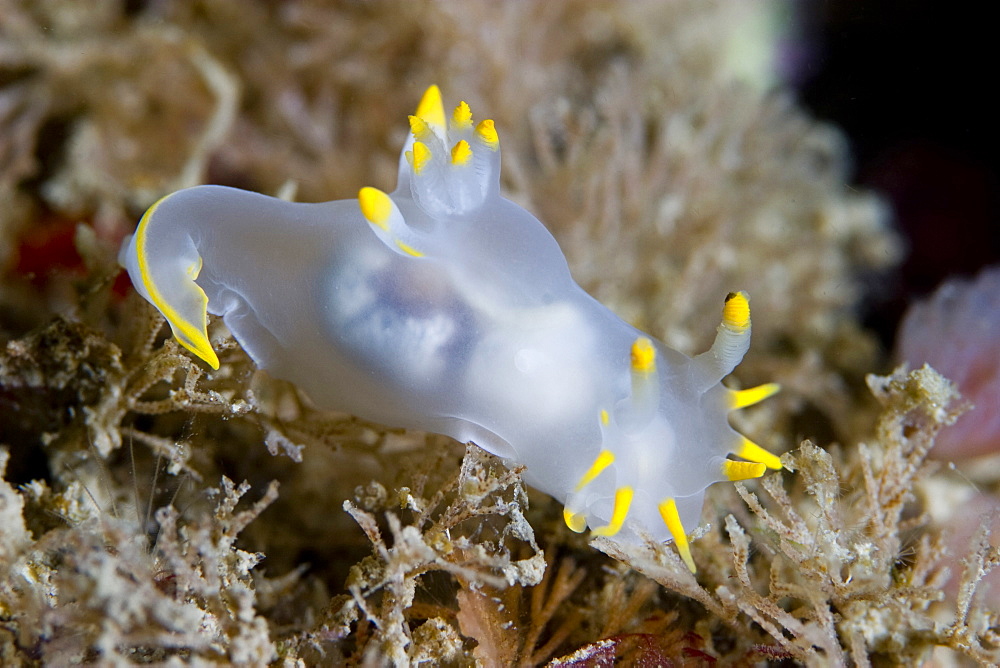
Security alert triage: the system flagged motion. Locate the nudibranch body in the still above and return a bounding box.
[120,86,780,571]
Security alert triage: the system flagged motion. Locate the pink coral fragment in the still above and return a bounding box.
[896,266,1000,459]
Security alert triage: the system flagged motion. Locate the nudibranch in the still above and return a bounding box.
[120,85,781,571]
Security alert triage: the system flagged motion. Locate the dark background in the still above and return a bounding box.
[796,1,998,346]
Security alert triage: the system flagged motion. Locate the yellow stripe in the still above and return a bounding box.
[134,194,219,370]
[592,486,633,537]
[658,498,696,573]
[575,450,614,491]
[394,240,424,258]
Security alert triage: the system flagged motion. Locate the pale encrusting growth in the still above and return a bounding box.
[5,0,996,665]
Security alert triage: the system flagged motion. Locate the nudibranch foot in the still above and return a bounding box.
[120,85,782,574]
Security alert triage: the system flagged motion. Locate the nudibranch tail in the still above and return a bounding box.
[121,193,219,369]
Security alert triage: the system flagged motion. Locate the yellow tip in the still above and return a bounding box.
[395,240,423,258]
[563,507,587,533]
[450,139,472,166]
[575,450,615,492]
[723,291,750,330]
[592,486,633,537]
[412,141,431,175]
[659,499,696,573]
[600,409,610,426]
[730,383,781,410]
[408,115,434,142]
[453,100,472,128]
[630,336,656,373]
[358,186,392,230]
[415,85,446,131]
[722,459,767,482]
[736,437,783,470]
[475,119,498,150]
[176,330,220,370]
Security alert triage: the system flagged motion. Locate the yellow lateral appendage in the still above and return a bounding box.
[658,498,696,573]
[592,486,633,537]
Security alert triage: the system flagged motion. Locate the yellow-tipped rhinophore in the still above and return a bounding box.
[563,507,587,533]
[722,291,750,330]
[358,186,393,230]
[475,119,498,150]
[658,498,696,572]
[576,450,614,491]
[452,100,472,128]
[630,336,656,373]
[592,486,633,537]
[600,409,610,426]
[450,140,472,166]
[722,459,767,482]
[737,436,783,470]
[729,382,781,410]
[415,84,446,132]
[135,195,220,370]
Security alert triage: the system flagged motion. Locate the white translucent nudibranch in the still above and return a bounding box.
[120,85,781,572]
